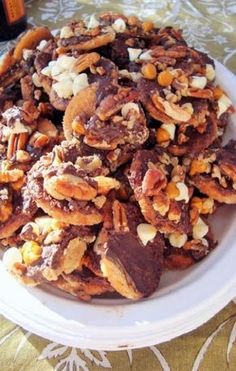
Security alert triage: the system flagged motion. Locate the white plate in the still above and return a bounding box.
[0,61,236,350]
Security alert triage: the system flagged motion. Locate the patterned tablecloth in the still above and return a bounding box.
[0,1,236,370]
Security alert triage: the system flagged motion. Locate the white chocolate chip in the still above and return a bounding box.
[48,60,57,68]
[52,79,73,99]
[127,48,142,61]
[32,73,42,87]
[175,182,189,203]
[161,123,176,140]
[2,247,22,270]
[22,49,32,61]
[169,233,187,248]
[41,66,52,77]
[112,18,126,33]
[87,14,100,29]
[37,40,47,51]
[192,217,209,240]
[35,216,53,234]
[72,73,89,96]
[217,94,232,118]
[69,72,78,80]
[60,26,74,39]
[139,50,152,60]
[190,76,207,89]
[206,64,216,81]
[137,223,157,246]
[57,55,77,71]
[53,71,71,81]
[121,102,140,118]
[51,63,64,77]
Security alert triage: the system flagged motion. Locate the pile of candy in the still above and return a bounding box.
[0,13,235,300]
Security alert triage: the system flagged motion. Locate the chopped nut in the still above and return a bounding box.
[16,150,30,162]
[169,232,187,248]
[93,195,107,209]
[2,247,22,270]
[121,102,139,117]
[0,202,13,222]
[137,223,157,246]
[153,192,170,216]
[142,168,167,196]
[119,69,142,82]
[181,102,194,116]
[11,176,25,191]
[94,176,120,194]
[201,198,214,214]
[0,169,24,183]
[192,217,209,239]
[191,197,202,212]
[112,200,129,232]
[44,174,98,201]
[21,222,40,241]
[72,120,85,135]
[29,132,50,148]
[154,96,192,122]
[190,159,210,176]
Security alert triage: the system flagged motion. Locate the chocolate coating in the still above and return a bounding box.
[106,231,162,297]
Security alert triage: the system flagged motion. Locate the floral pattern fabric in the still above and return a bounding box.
[0,0,236,370]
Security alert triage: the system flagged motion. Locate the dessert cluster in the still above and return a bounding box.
[0,12,235,301]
